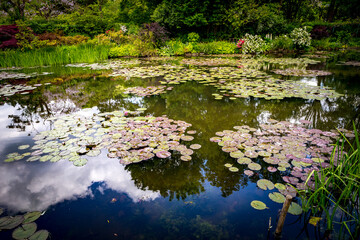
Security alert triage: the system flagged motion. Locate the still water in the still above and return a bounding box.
[0,56,359,239]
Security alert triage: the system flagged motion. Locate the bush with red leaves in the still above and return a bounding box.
[311,25,330,40]
[0,25,19,49]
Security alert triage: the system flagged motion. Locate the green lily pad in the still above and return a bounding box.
[248,162,261,171]
[288,202,302,215]
[229,167,239,172]
[29,230,49,240]
[189,144,201,150]
[180,155,191,161]
[224,163,232,168]
[237,157,251,164]
[269,192,286,203]
[73,158,88,167]
[0,215,24,230]
[250,200,268,210]
[257,179,275,190]
[18,145,30,150]
[23,212,42,224]
[12,223,37,240]
[230,151,244,158]
[274,183,286,190]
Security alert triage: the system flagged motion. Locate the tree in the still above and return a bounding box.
[0,0,29,21]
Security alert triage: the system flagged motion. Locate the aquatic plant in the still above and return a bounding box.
[297,124,360,238]
[272,69,332,77]
[4,109,200,167]
[124,86,173,96]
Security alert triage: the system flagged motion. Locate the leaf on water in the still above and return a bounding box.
[288,202,302,215]
[28,230,49,240]
[274,183,286,190]
[12,223,37,240]
[224,163,232,168]
[229,167,239,172]
[257,179,275,190]
[73,158,88,167]
[268,192,286,203]
[189,144,201,150]
[308,216,322,227]
[0,215,24,230]
[250,200,268,210]
[23,212,42,224]
[18,145,30,150]
[248,162,261,171]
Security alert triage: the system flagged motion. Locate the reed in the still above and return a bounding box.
[0,44,110,68]
[298,123,360,239]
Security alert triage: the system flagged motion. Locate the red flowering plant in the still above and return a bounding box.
[236,39,245,49]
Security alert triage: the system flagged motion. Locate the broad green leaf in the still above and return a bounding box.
[251,200,268,210]
[12,223,37,240]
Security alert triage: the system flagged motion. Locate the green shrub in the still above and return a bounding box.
[311,38,341,50]
[270,35,293,51]
[109,44,140,57]
[242,34,266,54]
[193,41,236,54]
[187,32,200,43]
[290,27,311,49]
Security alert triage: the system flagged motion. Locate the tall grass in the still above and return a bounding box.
[0,44,110,68]
[298,123,360,239]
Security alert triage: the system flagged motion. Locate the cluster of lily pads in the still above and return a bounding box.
[110,65,183,79]
[272,69,332,77]
[180,58,239,66]
[0,71,53,81]
[124,86,173,97]
[0,208,49,240]
[0,84,39,97]
[212,76,342,100]
[65,59,141,70]
[4,109,201,166]
[211,120,354,211]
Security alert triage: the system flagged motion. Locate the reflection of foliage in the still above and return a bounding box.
[126,156,205,200]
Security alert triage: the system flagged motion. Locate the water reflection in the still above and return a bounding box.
[0,153,160,213]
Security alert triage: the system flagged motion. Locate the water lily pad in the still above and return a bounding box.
[250,200,268,210]
[23,212,41,224]
[12,223,37,240]
[237,157,251,164]
[180,155,191,161]
[229,167,239,172]
[230,151,244,158]
[269,192,286,203]
[288,202,302,215]
[0,215,24,230]
[224,163,233,168]
[18,145,30,150]
[274,183,286,190]
[28,230,49,240]
[156,151,171,158]
[189,144,201,150]
[248,163,261,171]
[257,179,275,190]
[73,158,88,167]
[308,216,322,227]
[181,135,194,141]
[244,170,254,176]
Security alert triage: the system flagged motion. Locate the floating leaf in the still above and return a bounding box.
[230,151,244,158]
[257,179,275,190]
[274,183,286,190]
[250,200,268,210]
[269,192,286,203]
[308,217,322,227]
[24,212,41,224]
[229,167,239,172]
[12,223,37,240]
[244,170,254,176]
[28,230,49,240]
[189,144,201,150]
[180,155,191,161]
[156,151,171,158]
[0,215,24,230]
[73,158,88,167]
[288,202,302,215]
[224,163,232,168]
[248,162,261,171]
[18,145,30,150]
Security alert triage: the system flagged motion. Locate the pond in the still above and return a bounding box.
[0,56,359,240]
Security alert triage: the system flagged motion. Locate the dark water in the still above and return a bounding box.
[0,57,359,240]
